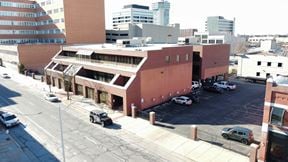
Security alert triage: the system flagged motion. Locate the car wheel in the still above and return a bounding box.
[101,122,105,127]
[241,139,248,145]
[226,87,230,91]
[90,117,94,123]
[222,134,229,139]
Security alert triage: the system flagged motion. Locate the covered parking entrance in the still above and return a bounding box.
[111,94,123,111]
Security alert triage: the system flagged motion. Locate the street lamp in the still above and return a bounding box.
[58,104,66,162]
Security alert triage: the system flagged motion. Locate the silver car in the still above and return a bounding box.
[0,111,20,128]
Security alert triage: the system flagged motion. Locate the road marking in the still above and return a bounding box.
[84,136,99,145]
[0,94,56,139]
[14,107,56,139]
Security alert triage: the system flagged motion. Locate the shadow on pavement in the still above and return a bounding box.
[0,84,21,108]
[8,123,59,162]
[106,123,122,130]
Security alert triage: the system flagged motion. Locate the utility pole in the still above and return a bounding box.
[58,105,66,162]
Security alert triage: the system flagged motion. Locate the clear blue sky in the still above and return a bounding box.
[105,0,288,35]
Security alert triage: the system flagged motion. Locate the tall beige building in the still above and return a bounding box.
[0,0,105,44]
[0,0,105,73]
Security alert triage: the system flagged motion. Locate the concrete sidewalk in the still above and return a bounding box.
[0,131,31,162]
[0,67,250,162]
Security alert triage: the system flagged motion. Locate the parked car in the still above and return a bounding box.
[44,93,59,102]
[191,81,202,89]
[89,110,113,127]
[213,81,236,90]
[0,111,20,128]
[203,85,224,93]
[1,73,10,79]
[221,126,254,145]
[171,96,192,105]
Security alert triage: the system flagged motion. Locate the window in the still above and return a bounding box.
[256,72,260,76]
[257,61,261,66]
[270,107,286,126]
[165,56,170,63]
[267,62,271,66]
[176,55,180,62]
[278,63,283,67]
[266,73,270,78]
[209,40,215,44]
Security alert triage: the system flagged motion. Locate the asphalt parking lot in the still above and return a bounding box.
[143,79,266,156]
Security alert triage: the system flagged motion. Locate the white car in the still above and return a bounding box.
[191,81,201,89]
[44,93,59,102]
[1,73,10,79]
[213,81,236,90]
[171,96,192,105]
[0,111,20,128]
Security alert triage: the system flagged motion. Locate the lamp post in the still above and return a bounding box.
[58,104,66,162]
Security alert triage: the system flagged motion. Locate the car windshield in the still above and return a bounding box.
[48,94,56,97]
[4,115,16,121]
[100,113,108,118]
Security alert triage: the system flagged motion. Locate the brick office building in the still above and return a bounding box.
[0,0,105,72]
[259,76,288,162]
[192,44,230,81]
[44,43,230,115]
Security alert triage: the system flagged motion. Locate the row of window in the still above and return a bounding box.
[106,33,129,36]
[0,11,35,17]
[165,54,190,63]
[113,20,153,23]
[0,38,65,44]
[0,1,36,9]
[201,39,223,44]
[257,61,283,67]
[113,16,153,20]
[0,18,64,26]
[256,72,282,77]
[0,29,64,35]
[39,0,61,7]
[46,8,64,15]
[0,8,64,18]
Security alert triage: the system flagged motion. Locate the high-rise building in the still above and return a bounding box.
[0,0,105,73]
[112,4,153,29]
[0,0,105,44]
[152,0,170,26]
[205,16,235,35]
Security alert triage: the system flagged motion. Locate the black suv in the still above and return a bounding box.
[89,110,113,127]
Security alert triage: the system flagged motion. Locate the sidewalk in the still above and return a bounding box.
[0,67,250,162]
[0,130,31,162]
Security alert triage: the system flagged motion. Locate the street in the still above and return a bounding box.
[0,75,178,162]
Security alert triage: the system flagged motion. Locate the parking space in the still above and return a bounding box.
[143,79,265,156]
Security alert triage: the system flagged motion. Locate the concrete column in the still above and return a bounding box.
[83,86,87,98]
[224,73,229,81]
[191,125,198,140]
[149,112,155,125]
[250,143,259,162]
[131,106,137,118]
[32,73,35,79]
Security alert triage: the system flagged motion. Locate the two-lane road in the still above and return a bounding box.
[0,77,171,162]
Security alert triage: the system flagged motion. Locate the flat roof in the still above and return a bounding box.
[63,43,184,52]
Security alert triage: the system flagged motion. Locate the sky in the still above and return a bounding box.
[104,0,288,35]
